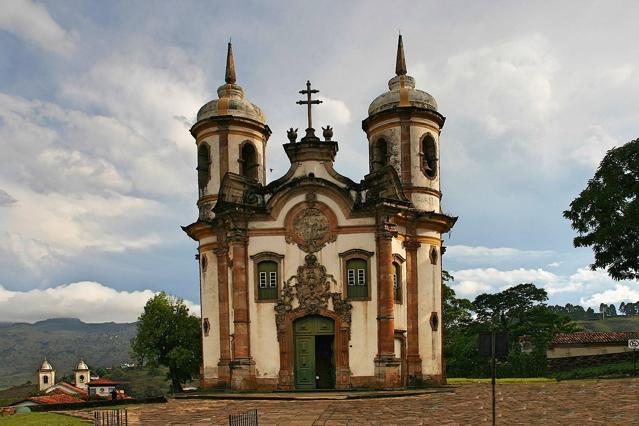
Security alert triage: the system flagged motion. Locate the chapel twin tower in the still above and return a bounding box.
[184,35,456,390]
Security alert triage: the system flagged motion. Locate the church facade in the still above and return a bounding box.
[184,36,456,390]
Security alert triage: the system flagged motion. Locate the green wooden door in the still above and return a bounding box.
[294,335,315,389]
[294,316,335,390]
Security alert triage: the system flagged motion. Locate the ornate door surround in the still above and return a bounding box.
[275,254,352,390]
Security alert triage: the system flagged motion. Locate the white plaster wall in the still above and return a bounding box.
[409,127,441,212]
[246,199,379,378]
[199,136,221,196]
[417,242,443,377]
[201,252,220,380]
[391,238,407,332]
[547,344,630,358]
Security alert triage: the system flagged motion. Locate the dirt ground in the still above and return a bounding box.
[68,378,639,425]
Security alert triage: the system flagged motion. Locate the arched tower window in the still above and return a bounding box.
[197,144,211,190]
[421,135,437,179]
[43,375,49,384]
[240,142,258,180]
[371,138,388,171]
[393,261,402,303]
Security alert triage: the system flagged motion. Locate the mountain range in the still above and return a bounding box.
[0,318,137,389]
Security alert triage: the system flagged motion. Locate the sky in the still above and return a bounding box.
[0,0,638,323]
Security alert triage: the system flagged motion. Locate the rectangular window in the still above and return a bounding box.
[259,272,267,288]
[347,269,356,285]
[357,269,366,285]
[393,274,398,289]
[345,257,369,300]
[269,271,277,288]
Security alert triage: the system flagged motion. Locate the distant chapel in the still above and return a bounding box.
[183,36,457,390]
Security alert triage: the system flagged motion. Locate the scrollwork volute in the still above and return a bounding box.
[275,254,352,341]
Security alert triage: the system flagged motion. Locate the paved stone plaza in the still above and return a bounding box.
[72,378,639,425]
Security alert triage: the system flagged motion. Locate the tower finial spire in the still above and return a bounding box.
[225,41,236,84]
[395,34,407,76]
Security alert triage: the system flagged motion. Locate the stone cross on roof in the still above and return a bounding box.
[296,80,322,140]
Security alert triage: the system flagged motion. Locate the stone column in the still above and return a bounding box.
[228,228,256,389]
[375,220,401,388]
[214,245,231,386]
[404,238,423,385]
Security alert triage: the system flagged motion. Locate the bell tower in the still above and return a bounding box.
[74,359,90,389]
[362,35,445,213]
[38,358,55,391]
[191,42,271,220]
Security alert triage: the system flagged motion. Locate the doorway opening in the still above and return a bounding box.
[294,315,335,390]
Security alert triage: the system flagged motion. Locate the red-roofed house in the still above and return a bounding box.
[86,378,126,399]
[11,394,84,408]
[547,331,639,372]
[44,381,88,399]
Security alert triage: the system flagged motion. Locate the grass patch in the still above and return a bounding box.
[448,377,557,384]
[553,360,638,380]
[0,412,89,425]
[576,317,639,332]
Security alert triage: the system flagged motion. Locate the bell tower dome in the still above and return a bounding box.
[191,42,271,220]
[37,358,55,391]
[362,35,445,212]
[73,359,90,389]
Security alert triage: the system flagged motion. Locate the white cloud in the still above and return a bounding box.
[570,125,619,168]
[0,0,75,55]
[450,265,639,306]
[581,284,639,308]
[0,189,16,206]
[316,96,352,126]
[0,282,200,323]
[433,34,559,136]
[451,267,560,298]
[447,245,554,263]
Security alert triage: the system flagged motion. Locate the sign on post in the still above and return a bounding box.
[628,339,639,350]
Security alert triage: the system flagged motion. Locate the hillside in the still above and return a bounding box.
[576,317,639,332]
[0,318,137,389]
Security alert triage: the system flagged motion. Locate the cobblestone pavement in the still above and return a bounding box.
[79,378,639,425]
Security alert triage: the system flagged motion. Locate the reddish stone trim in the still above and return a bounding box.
[376,223,396,360]
[400,119,411,185]
[229,230,251,361]
[403,237,422,385]
[277,308,351,390]
[219,132,229,181]
[214,245,231,385]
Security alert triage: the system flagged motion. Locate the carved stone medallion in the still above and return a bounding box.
[285,195,337,253]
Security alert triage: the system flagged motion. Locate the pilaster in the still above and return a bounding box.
[228,227,256,390]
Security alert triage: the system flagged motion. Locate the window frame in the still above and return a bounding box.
[392,253,405,304]
[339,249,374,301]
[419,133,438,179]
[197,142,212,191]
[250,252,284,303]
[239,140,259,181]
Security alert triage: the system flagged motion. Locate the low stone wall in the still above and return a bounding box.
[547,351,636,373]
[28,396,167,412]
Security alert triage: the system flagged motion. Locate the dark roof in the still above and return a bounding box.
[552,331,639,345]
[87,378,123,386]
[46,381,88,396]
[18,394,84,405]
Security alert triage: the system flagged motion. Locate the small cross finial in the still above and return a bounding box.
[296,80,322,132]
[225,41,236,84]
[396,34,407,76]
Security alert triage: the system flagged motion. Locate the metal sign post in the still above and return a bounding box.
[479,332,508,426]
[629,339,639,376]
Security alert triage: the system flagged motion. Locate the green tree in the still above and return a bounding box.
[131,292,201,392]
[563,138,639,280]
